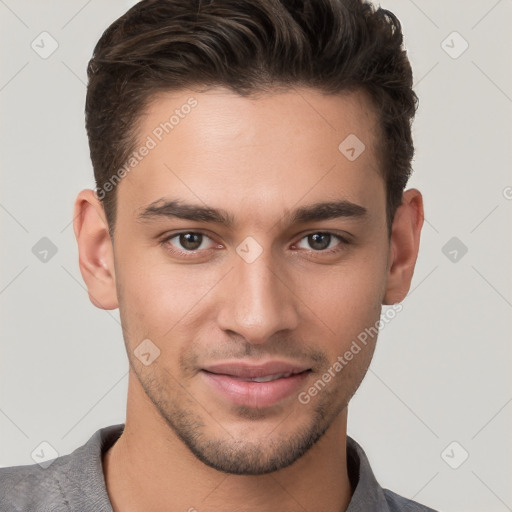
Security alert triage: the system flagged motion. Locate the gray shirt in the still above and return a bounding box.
[0,424,437,511]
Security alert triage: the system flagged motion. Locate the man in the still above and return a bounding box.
[0,0,436,510]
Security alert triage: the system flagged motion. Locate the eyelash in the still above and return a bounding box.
[159,231,351,259]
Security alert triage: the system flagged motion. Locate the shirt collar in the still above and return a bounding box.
[346,435,394,511]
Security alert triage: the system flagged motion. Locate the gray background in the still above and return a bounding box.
[1,1,511,510]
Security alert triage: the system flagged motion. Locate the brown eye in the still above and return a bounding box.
[296,232,348,252]
[307,233,331,250]
[162,232,217,255]
[177,232,203,251]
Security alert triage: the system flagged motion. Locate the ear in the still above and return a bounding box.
[383,188,424,305]
[73,189,118,310]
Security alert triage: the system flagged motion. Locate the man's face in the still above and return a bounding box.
[111,87,390,474]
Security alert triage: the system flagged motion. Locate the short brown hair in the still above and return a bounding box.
[85,0,418,239]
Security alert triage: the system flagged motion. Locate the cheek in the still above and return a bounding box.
[116,252,220,347]
[302,261,386,401]
[115,231,389,357]
[308,251,387,319]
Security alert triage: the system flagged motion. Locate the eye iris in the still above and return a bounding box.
[180,233,202,250]
[309,233,331,250]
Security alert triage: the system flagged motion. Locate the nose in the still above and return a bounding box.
[217,249,300,345]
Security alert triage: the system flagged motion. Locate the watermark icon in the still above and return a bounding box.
[298,303,402,404]
[503,186,512,200]
[31,31,59,59]
[442,236,468,263]
[236,236,263,264]
[32,237,58,263]
[338,134,366,161]
[31,441,59,469]
[134,338,161,366]
[441,31,469,60]
[441,441,469,469]
[94,97,198,201]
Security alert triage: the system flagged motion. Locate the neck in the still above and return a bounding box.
[103,374,352,512]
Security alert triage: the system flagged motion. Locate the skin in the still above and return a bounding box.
[73,86,423,512]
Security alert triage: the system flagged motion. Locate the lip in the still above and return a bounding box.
[202,361,311,378]
[201,360,312,408]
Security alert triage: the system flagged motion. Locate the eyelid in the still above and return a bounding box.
[294,230,353,244]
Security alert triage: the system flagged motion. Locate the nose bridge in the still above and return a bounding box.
[218,243,299,343]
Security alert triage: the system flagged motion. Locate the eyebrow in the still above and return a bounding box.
[136,198,367,227]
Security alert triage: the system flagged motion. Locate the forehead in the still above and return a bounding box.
[138,86,381,161]
[116,86,384,227]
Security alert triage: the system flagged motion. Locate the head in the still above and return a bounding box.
[74,0,423,475]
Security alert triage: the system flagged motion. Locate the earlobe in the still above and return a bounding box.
[383,189,424,305]
[73,189,118,310]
